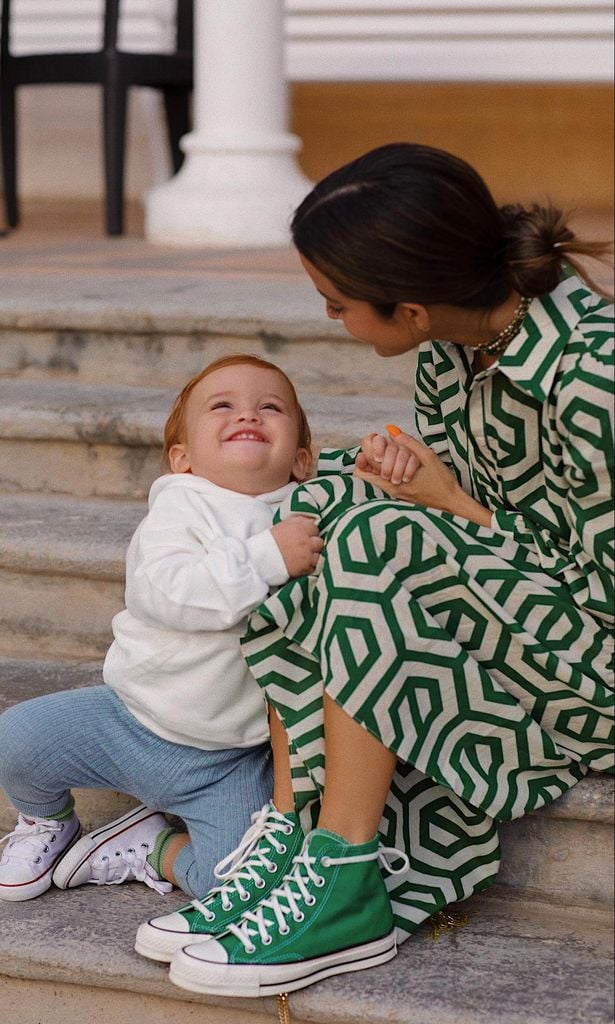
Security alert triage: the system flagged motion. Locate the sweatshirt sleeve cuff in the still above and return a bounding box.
[245,529,289,586]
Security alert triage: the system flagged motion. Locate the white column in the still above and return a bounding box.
[145,0,311,247]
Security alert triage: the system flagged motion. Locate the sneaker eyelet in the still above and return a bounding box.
[240,892,251,902]
[314,875,326,888]
[43,845,49,853]
[127,848,135,854]
[321,856,331,867]
[283,825,293,835]
[255,879,266,889]
[278,844,287,854]
[50,835,56,843]
[246,944,257,954]
[115,851,122,857]
[262,935,273,945]
[293,912,305,923]
[34,856,42,864]
[266,863,277,873]
[101,855,109,862]
[279,926,290,936]
[304,895,316,907]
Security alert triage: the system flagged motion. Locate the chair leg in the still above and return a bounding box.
[0,80,19,228]
[163,87,190,173]
[102,65,128,236]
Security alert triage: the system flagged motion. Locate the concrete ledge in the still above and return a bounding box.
[0,379,415,499]
[0,886,612,1024]
[0,493,142,579]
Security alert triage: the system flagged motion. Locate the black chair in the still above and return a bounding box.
[0,0,193,235]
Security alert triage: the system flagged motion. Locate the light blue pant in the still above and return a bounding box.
[0,685,272,897]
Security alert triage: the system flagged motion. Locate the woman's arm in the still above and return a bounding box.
[355,431,492,527]
[494,329,614,626]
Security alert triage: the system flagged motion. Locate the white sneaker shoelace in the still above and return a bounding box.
[189,806,296,923]
[0,814,65,865]
[90,845,172,895]
[227,842,410,954]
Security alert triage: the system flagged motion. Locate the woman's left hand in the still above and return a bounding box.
[355,430,493,527]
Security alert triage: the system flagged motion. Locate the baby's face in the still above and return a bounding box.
[169,365,310,495]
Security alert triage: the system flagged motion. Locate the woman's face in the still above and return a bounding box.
[299,255,422,357]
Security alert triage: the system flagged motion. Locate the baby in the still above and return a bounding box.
[0,354,322,902]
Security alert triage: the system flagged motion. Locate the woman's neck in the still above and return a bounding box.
[427,291,523,351]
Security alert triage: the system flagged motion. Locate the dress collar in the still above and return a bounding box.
[436,271,608,403]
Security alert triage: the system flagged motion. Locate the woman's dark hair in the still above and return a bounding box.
[291,143,610,316]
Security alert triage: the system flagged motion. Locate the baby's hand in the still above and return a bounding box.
[356,428,420,485]
[271,515,324,578]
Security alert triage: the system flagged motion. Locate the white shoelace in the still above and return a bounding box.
[189,806,296,922]
[90,845,172,895]
[0,814,65,864]
[227,841,410,954]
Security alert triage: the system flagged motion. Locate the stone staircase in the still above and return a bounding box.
[0,247,612,1024]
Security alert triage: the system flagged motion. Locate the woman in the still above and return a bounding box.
[143,143,614,999]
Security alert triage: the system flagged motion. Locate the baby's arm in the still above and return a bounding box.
[127,493,292,632]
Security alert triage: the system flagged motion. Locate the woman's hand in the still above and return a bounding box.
[355,430,493,527]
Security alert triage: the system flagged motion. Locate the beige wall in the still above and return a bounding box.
[16,83,613,212]
[292,83,614,210]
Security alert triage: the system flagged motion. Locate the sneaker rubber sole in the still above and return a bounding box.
[169,930,397,997]
[52,805,162,889]
[135,927,206,963]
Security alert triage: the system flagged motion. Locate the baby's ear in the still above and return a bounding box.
[168,443,191,474]
[292,447,313,483]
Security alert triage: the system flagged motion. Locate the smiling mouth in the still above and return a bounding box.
[225,431,269,443]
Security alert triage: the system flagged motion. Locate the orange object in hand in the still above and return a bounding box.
[386,424,402,437]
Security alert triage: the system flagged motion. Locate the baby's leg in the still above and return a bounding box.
[159,742,273,898]
[0,686,135,816]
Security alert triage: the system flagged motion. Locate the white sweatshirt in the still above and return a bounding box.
[104,473,294,750]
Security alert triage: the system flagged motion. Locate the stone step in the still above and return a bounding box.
[0,655,612,914]
[0,885,612,1024]
[0,493,140,657]
[0,379,414,500]
[0,267,418,396]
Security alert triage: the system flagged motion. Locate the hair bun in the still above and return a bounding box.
[500,203,574,296]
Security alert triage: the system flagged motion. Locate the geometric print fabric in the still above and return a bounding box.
[242,271,614,942]
[243,475,613,942]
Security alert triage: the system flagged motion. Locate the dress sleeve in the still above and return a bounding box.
[414,346,454,468]
[316,447,362,476]
[126,490,289,632]
[493,325,614,627]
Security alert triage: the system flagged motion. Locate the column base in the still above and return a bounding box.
[145,146,313,248]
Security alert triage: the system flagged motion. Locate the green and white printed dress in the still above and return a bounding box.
[242,270,614,942]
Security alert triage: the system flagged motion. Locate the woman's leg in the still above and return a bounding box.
[318,694,397,842]
[269,705,295,814]
[270,698,396,840]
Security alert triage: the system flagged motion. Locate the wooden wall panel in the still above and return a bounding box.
[291,84,614,210]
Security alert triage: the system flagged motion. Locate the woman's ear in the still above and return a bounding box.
[398,302,431,335]
[292,447,313,483]
[168,443,191,474]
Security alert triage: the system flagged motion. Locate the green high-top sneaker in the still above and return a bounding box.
[169,828,409,997]
[134,804,303,962]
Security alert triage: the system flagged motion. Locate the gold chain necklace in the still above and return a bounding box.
[476,296,531,357]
